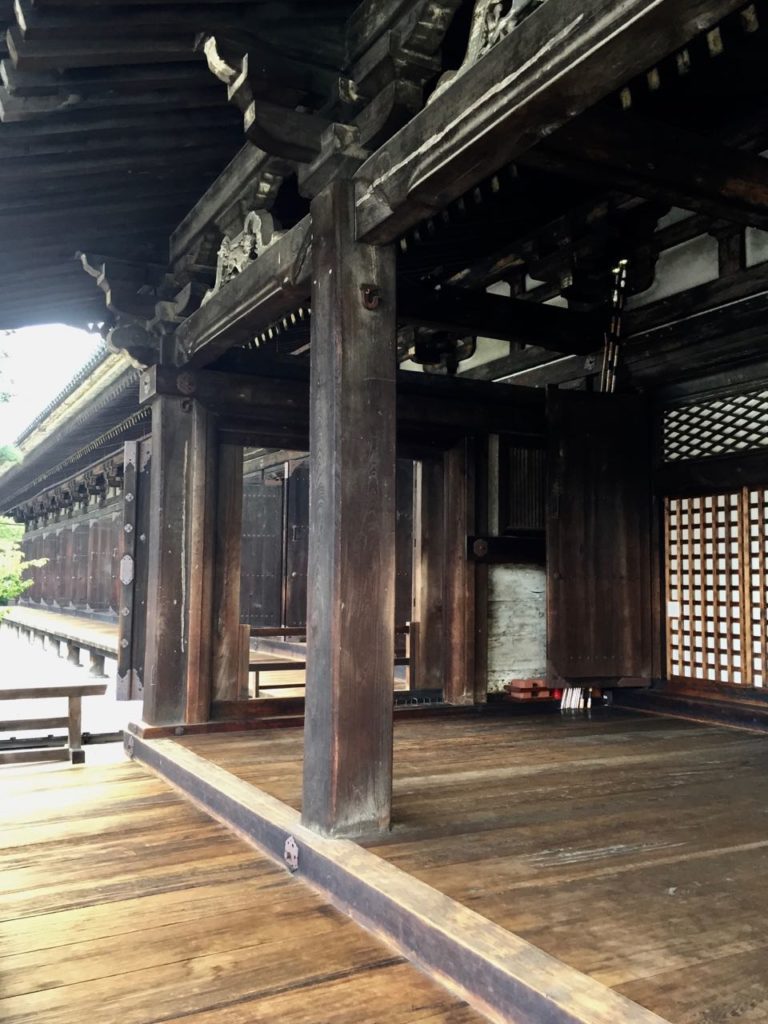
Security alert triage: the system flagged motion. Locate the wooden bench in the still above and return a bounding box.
[247,624,415,697]
[0,682,108,765]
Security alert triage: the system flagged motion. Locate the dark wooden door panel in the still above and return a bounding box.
[547,391,652,680]
[241,468,284,628]
[395,460,414,653]
[284,457,309,628]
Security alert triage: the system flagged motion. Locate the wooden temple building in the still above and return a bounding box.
[4,1,768,1021]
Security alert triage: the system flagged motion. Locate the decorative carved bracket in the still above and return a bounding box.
[430,0,543,101]
[202,210,284,306]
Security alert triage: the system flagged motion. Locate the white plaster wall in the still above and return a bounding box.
[487,563,546,692]
[626,234,719,309]
[746,227,768,267]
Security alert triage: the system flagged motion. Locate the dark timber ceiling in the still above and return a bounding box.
[0,0,358,328]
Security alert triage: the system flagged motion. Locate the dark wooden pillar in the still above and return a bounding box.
[443,439,477,705]
[212,445,245,702]
[302,179,397,837]
[143,393,216,726]
[412,458,445,691]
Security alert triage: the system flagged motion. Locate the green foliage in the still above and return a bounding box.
[0,339,11,403]
[0,517,46,615]
[0,444,21,467]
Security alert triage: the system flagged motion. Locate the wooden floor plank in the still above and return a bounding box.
[0,757,480,1024]
[177,709,768,1024]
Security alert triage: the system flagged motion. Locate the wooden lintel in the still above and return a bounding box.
[140,364,546,444]
[399,284,601,354]
[174,215,313,368]
[353,0,746,244]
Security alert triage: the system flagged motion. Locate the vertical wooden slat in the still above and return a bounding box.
[688,496,696,679]
[411,458,445,693]
[663,496,674,680]
[758,489,767,687]
[443,438,476,706]
[473,436,489,704]
[740,487,753,686]
[68,694,83,764]
[212,445,245,701]
[302,177,397,837]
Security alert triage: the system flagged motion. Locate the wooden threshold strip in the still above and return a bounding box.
[129,734,672,1024]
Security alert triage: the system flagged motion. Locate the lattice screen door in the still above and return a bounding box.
[665,489,768,687]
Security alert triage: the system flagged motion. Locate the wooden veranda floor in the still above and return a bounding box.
[174,709,768,1024]
[0,753,480,1023]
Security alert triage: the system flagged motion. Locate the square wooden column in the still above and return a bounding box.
[302,179,397,837]
[143,393,216,726]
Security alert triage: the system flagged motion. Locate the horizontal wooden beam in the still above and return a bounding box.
[656,447,768,497]
[141,364,546,444]
[174,215,313,367]
[399,284,601,354]
[0,716,68,731]
[353,0,746,244]
[527,112,768,230]
[461,346,569,382]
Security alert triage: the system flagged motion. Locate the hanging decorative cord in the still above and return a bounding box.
[599,258,629,394]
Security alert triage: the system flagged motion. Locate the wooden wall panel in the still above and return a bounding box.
[240,469,284,629]
[129,438,152,696]
[283,457,309,629]
[547,391,653,681]
[395,460,414,653]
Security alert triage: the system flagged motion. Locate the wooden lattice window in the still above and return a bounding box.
[665,488,768,687]
[748,488,768,687]
[664,389,768,463]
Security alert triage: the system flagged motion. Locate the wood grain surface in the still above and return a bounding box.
[0,755,479,1024]
[178,710,768,1023]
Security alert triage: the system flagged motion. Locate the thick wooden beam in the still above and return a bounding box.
[399,284,600,354]
[528,112,768,229]
[142,363,546,446]
[302,179,397,837]
[174,216,313,367]
[211,444,245,702]
[353,0,746,244]
[142,393,216,726]
[442,439,476,705]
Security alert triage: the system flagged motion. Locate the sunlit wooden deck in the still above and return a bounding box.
[0,752,479,1024]
[172,710,768,1024]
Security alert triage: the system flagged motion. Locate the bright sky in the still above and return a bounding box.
[0,324,104,445]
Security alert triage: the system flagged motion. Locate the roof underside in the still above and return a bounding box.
[0,0,357,328]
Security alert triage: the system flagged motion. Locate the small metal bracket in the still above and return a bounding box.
[123,733,135,758]
[472,538,489,558]
[360,283,381,310]
[284,835,299,872]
